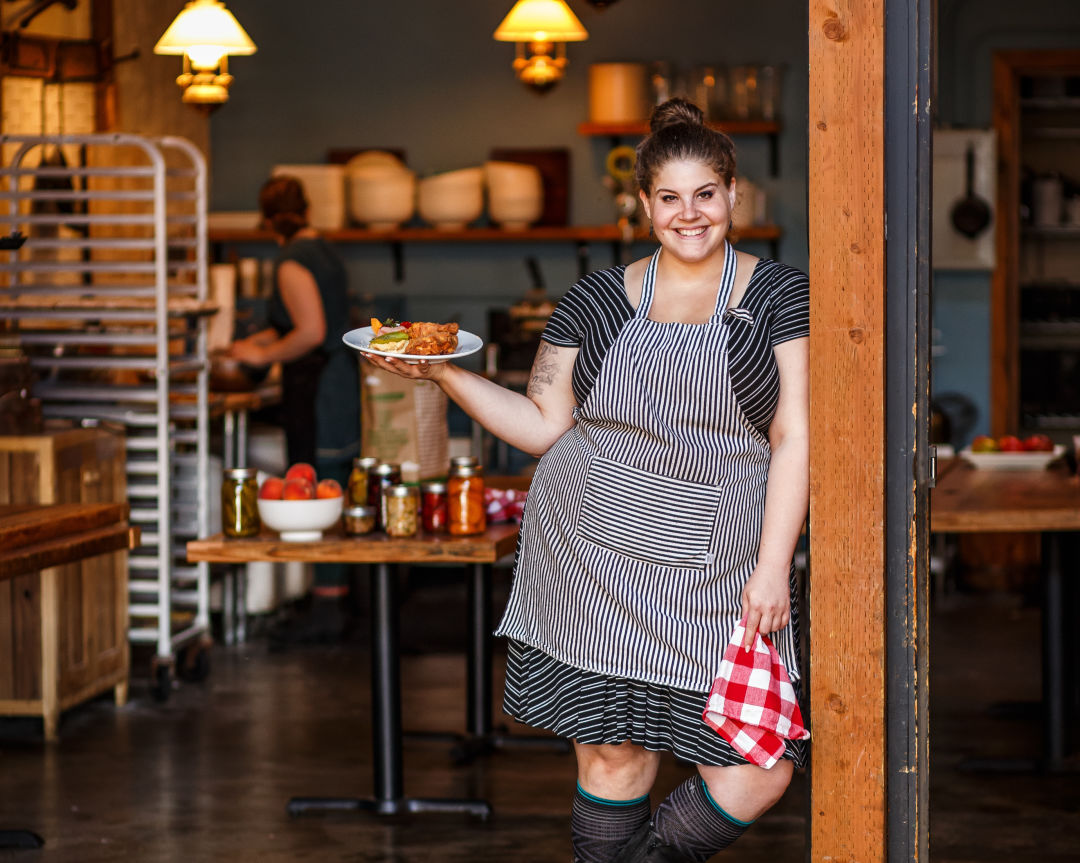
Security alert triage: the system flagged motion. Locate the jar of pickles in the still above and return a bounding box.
[420,481,448,533]
[221,467,260,538]
[383,485,419,537]
[348,456,379,506]
[448,463,486,535]
[369,462,402,529]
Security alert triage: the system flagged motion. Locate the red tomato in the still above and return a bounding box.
[1023,433,1054,452]
[997,435,1024,452]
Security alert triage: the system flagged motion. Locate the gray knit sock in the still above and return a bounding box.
[571,783,652,863]
[651,775,751,862]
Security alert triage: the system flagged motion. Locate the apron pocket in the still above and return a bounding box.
[577,457,720,569]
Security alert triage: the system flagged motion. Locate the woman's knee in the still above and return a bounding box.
[574,741,660,799]
[697,759,794,821]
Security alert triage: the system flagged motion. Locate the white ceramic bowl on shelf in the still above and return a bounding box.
[484,161,544,230]
[348,165,416,231]
[257,496,343,542]
[271,164,347,231]
[417,167,484,230]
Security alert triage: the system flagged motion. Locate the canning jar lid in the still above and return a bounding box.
[450,464,484,477]
[344,505,377,516]
[450,455,478,467]
[373,462,401,475]
[384,484,418,498]
[354,456,380,468]
[420,481,447,493]
[223,467,258,479]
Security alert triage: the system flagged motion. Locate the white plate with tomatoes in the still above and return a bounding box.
[342,325,484,365]
[960,434,1065,470]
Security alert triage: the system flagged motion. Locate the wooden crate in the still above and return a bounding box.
[0,425,129,740]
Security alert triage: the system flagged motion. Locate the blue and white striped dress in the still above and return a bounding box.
[496,245,809,768]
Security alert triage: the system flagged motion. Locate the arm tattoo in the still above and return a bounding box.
[527,342,560,398]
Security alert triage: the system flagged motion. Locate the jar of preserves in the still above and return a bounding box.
[344,505,377,536]
[369,462,402,529]
[420,481,448,533]
[221,467,260,538]
[383,485,419,537]
[448,463,486,536]
[348,456,379,506]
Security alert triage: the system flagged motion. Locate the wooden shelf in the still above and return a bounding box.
[577,120,781,136]
[209,224,781,245]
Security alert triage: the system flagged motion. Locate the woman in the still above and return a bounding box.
[366,98,809,863]
[230,175,360,640]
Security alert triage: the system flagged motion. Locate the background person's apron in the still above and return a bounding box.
[496,243,801,692]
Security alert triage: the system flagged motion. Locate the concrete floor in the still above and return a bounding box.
[1,571,1078,862]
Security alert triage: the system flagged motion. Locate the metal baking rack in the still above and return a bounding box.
[0,133,214,700]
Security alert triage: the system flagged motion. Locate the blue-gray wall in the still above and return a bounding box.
[933,0,1080,443]
[206,1,1080,446]
[208,0,808,352]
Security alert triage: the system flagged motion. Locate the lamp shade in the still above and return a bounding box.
[154,0,256,64]
[493,0,588,42]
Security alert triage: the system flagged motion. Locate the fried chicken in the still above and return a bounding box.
[405,321,459,356]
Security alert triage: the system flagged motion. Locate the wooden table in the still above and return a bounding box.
[931,458,1080,771]
[187,523,523,818]
[0,503,137,581]
[0,503,138,850]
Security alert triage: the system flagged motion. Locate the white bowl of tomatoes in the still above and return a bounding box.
[960,434,1064,470]
[256,463,344,541]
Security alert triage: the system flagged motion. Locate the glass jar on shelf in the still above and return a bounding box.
[448,463,486,536]
[221,467,259,538]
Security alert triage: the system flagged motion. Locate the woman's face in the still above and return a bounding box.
[640,159,735,265]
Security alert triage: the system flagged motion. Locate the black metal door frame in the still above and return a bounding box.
[884,0,933,859]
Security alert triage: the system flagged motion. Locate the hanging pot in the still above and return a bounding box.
[950,145,991,239]
[31,145,75,217]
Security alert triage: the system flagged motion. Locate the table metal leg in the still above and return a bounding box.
[959,531,1075,774]
[287,563,491,819]
[222,568,236,646]
[1042,532,1067,771]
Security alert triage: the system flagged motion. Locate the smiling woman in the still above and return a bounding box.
[363,97,810,863]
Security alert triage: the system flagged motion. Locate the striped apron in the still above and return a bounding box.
[496,242,801,693]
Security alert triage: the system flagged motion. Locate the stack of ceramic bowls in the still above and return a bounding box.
[271,164,346,231]
[346,151,416,231]
[484,161,544,230]
[417,167,485,230]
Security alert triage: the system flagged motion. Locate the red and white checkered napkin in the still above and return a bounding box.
[702,619,809,769]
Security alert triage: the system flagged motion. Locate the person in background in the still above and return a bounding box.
[365,98,809,862]
[229,175,360,643]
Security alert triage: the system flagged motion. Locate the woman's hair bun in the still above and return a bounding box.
[649,97,706,134]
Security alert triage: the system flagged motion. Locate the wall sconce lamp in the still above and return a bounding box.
[154,0,256,106]
[494,0,588,94]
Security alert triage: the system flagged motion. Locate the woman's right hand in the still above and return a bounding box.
[361,352,449,383]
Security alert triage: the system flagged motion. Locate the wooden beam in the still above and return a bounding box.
[808,1,887,861]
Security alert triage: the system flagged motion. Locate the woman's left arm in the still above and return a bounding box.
[228,261,326,366]
[740,336,810,650]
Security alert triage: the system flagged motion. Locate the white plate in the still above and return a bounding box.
[959,445,1065,471]
[342,326,483,364]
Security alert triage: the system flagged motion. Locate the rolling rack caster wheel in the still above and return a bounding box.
[177,638,212,683]
[150,659,173,703]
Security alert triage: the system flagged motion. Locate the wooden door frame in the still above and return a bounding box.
[991,50,1080,437]
[808,1,932,860]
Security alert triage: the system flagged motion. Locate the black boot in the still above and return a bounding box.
[615,821,694,863]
